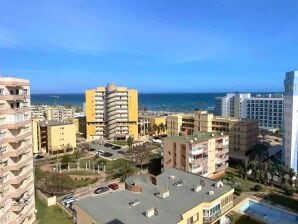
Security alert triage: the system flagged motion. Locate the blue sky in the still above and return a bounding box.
[0,0,297,93]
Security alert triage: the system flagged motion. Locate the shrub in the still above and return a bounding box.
[254,184,262,192]
[284,186,294,196]
[234,186,242,196]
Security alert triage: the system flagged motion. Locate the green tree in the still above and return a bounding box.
[61,154,72,165]
[118,163,134,182]
[127,136,134,149]
[152,124,158,135]
[159,123,165,134]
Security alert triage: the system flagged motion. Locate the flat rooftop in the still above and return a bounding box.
[39,120,73,127]
[166,131,228,144]
[75,168,233,224]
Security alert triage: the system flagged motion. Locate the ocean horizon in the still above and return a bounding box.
[31,92,281,112]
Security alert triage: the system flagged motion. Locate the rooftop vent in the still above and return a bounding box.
[214,181,224,188]
[194,137,198,141]
[208,191,214,195]
[156,189,170,199]
[211,133,215,137]
[193,185,202,192]
[220,132,224,136]
[200,180,206,187]
[129,200,140,207]
[190,140,193,143]
[173,179,183,187]
[145,208,158,218]
[168,175,175,180]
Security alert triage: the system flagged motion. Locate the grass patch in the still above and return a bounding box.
[36,195,71,224]
[79,158,136,175]
[255,193,298,213]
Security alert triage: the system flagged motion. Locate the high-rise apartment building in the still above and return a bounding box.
[166,111,258,162]
[215,93,283,130]
[164,132,229,178]
[85,84,138,140]
[0,77,35,223]
[283,71,298,171]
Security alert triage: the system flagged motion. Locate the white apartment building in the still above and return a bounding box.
[283,71,298,172]
[215,93,283,130]
[0,77,36,224]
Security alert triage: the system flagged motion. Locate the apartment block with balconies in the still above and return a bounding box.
[0,77,35,224]
[163,132,229,178]
[85,84,138,140]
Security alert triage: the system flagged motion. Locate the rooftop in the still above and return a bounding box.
[166,131,228,144]
[75,168,233,224]
[38,120,73,127]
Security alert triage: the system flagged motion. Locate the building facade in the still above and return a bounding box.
[0,77,35,224]
[166,111,258,162]
[215,93,283,131]
[85,84,138,140]
[74,168,234,224]
[283,71,298,171]
[164,132,229,178]
[32,120,76,154]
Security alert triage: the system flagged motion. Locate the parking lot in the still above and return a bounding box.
[78,142,130,160]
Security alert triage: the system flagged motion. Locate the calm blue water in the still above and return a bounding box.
[31,92,280,112]
[239,200,298,224]
[31,93,225,112]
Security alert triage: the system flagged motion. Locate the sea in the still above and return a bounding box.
[31,92,280,112]
[31,93,225,112]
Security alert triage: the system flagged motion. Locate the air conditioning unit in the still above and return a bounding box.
[193,185,202,192]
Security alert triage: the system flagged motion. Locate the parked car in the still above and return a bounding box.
[94,186,109,194]
[104,143,112,147]
[118,150,125,155]
[63,198,76,208]
[102,152,113,157]
[108,183,119,190]
[61,193,74,203]
[111,145,119,150]
[35,154,44,159]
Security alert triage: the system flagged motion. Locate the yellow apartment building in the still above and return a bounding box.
[74,168,234,224]
[85,84,138,140]
[32,120,76,154]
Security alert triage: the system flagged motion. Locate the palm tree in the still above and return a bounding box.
[250,144,268,163]
[73,149,81,160]
[118,163,134,182]
[159,123,165,134]
[248,160,258,182]
[287,168,296,186]
[127,136,134,149]
[237,164,245,179]
[152,124,158,135]
[148,125,153,135]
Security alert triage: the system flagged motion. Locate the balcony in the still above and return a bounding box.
[216,163,228,172]
[203,203,233,224]
[216,147,229,155]
[0,119,30,129]
[215,156,228,164]
[10,168,33,185]
[0,94,29,101]
[0,107,30,115]
[0,132,31,145]
[9,155,32,171]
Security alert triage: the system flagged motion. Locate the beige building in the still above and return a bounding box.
[74,168,234,224]
[45,106,75,121]
[32,120,76,154]
[85,84,138,140]
[0,77,35,223]
[167,111,259,161]
[164,132,229,178]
